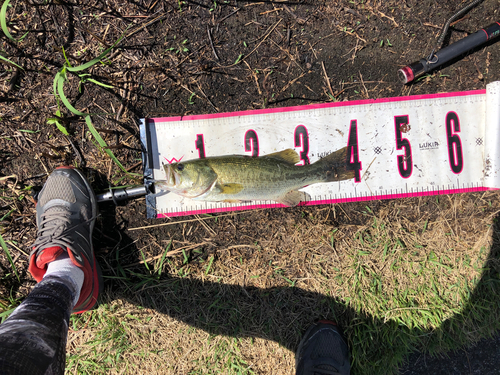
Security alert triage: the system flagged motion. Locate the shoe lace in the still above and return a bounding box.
[33,208,76,251]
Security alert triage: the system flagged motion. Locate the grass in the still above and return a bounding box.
[58,194,500,374]
[67,303,133,373]
[0,232,18,282]
[191,336,256,374]
[66,298,260,374]
[1,192,492,374]
[0,292,21,323]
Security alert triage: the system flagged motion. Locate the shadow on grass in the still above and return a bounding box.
[421,217,500,349]
[96,209,500,374]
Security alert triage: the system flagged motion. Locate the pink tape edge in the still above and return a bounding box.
[148,89,486,124]
[157,186,497,218]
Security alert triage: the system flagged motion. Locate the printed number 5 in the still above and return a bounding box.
[394,115,412,179]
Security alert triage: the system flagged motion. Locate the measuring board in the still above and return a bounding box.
[140,81,500,218]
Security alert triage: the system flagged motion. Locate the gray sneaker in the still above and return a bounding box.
[29,166,101,313]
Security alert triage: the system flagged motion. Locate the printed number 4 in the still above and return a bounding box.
[346,120,362,182]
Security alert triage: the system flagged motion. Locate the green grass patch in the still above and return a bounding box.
[67,303,136,373]
[0,233,18,282]
[0,293,22,323]
[191,336,255,374]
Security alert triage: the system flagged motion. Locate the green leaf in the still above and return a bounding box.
[0,53,22,69]
[53,69,62,98]
[234,54,244,64]
[66,27,128,73]
[47,110,70,135]
[84,77,114,89]
[61,46,72,67]
[0,307,16,323]
[1,0,28,42]
[0,233,19,282]
[84,116,128,173]
[57,73,86,116]
[156,240,172,277]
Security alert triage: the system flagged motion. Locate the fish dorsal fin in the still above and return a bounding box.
[266,149,300,165]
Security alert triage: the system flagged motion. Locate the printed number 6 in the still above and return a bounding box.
[446,112,463,174]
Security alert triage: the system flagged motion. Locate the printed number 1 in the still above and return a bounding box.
[195,134,206,158]
[346,120,362,182]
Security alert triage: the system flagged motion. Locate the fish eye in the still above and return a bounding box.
[176,163,184,171]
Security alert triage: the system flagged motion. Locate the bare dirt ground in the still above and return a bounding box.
[1,1,500,374]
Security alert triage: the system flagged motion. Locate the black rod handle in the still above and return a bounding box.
[96,185,149,203]
[399,21,500,84]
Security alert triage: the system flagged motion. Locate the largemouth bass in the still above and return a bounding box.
[158,147,354,207]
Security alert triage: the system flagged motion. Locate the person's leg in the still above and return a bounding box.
[295,320,350,375]
[0,167,101,375]
[0,272,80,375]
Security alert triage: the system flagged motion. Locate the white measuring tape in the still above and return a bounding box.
[140,81,500,218]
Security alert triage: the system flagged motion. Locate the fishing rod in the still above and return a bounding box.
[399,0,500,84]
[399,21,500,84]
[96,184,151,204]
[32,180,158,204]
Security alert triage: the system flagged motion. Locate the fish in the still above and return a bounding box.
[158,147,354,207]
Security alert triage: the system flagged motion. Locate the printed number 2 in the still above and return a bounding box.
[346,120,362,182]
[294,125,310,165]
[195,134,206,158]
[395,115,412,179]
[446,111,463,174]
[244,130,259,157]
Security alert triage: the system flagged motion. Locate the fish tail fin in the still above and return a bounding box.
[315,146,355,182]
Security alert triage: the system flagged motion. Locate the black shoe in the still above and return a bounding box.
[296,320,350,375]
